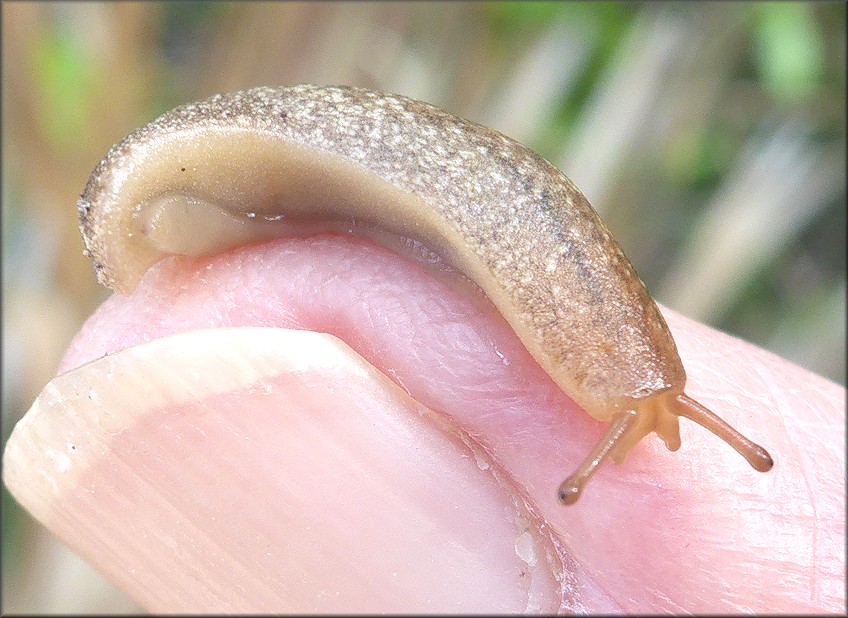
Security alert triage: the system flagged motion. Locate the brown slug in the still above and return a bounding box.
[77,84,773,504]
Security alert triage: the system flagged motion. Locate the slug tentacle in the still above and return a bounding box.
[672,394,775,473]
[558,411,637,505]
[76,84,774,504]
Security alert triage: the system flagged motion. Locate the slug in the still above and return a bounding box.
[77,84,773,504]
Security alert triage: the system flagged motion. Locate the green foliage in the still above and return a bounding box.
[664,124,740,192]
[485,2,641,150]
[752,2,825,102]
[31,24,97,151]
[553,3,638,135]
[485,1,570,36]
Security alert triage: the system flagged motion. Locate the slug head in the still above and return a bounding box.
[558,390,774,505]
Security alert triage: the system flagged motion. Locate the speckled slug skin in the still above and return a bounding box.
[77,85,773,503]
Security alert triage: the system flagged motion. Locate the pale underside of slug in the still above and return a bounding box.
[77,84,772,503]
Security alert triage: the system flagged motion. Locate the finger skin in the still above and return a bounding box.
[18,234,848,612]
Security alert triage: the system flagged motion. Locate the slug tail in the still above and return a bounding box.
[672,394,774,472]
[558,411,638,505]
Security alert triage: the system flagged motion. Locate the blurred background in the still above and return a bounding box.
[2,1,845,613]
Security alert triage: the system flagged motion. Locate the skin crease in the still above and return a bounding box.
[76,85,772,502]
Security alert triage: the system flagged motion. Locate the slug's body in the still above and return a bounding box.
[78,85,773,503]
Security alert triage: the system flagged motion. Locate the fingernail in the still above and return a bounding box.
[3,327,561,612]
